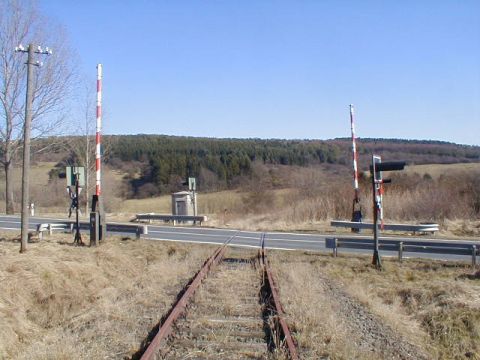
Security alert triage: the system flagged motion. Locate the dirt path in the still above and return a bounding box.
[272,256,430,359]
[317,273,427,360]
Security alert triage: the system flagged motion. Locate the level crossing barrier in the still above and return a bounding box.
[331,220,439,234]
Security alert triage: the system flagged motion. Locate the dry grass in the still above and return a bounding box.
[405,163,480,179]
[1,222,479,359]
[121,195,171,214]
[268,260,369,359]
[442,219,480,238]
[0,231,214,359]
[0,162,127,214]
[0,162,57,211]
[117,190,244,216]
[198,190,245,215]
[271,251,480,359]
[194,250,260,317]
[2,161,480,238]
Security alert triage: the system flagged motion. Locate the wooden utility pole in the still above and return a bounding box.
[15,43,52,252]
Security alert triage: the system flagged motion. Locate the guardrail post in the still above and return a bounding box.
[333,238,338,257]
[135,226,141,239]
[143,225,148,235]
[48,224,53,235]
[398,242,403,263]
[472,245,477,268]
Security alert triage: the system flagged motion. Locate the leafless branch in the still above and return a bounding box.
[0,0,77,213]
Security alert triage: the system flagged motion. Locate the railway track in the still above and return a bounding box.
[138,233,298,359]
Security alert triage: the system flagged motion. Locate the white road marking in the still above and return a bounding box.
[142,236,298,251]
[148,229,236,238]
[147,229,322,243]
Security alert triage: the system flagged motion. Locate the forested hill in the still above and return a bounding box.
[108,135,479,167]
[102,135,480,196]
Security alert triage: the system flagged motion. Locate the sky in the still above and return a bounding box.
[40,1,480,145]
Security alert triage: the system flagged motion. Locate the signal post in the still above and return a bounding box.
[370,156,405,269]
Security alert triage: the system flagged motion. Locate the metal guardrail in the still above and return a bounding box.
[326,237,479,267]
[135,213,208,225]
[330,220,439,233]
[36,223,71,239]
[36,221,147,239]
[107,223,148,238]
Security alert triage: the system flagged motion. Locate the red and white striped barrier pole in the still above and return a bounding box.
[350,104,359,202]
[350,105,363,228]
[96,64,102,196]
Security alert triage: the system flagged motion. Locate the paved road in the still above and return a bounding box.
[0,215,477,263]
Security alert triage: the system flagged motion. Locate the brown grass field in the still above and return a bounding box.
[1,229,479,359]
[0,232,214,359]
[271,250,480,360]
[404,162,480,179]
[0,161,479,238]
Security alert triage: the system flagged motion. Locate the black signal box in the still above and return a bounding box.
[369,161,406,174]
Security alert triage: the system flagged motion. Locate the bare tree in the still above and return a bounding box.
[66,82,96,215]
[63,78,113,216]
[0,0,76,214]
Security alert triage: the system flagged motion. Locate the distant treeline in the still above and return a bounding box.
[332,138,480,163]
[107,135,345,195]
[102,135,480,196]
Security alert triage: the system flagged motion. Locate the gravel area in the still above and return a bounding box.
[317,273,427,360]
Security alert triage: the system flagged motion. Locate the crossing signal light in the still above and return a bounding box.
[369,161,406,174]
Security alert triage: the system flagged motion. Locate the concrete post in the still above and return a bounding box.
[90,211,100,246]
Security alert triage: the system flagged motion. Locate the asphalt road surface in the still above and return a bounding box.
[0,215,477,264]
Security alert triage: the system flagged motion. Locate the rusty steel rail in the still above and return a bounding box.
[260,233,299,360]
[140,234,235,360]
